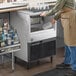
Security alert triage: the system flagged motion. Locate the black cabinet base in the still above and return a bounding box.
[28,39,56,61]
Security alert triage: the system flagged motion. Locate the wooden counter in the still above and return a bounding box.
[0,5,27,13]
[0,2,56,13]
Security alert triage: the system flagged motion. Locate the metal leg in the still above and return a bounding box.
[1,55,4,68]
[26,62,31,69]
[2,55,4,64]
[12,52,14,71]
[37,60,40,65]
[50,56,53,63]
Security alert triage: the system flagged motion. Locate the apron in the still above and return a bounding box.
[61,10,76,46]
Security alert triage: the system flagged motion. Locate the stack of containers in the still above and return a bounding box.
[0,18,19,48]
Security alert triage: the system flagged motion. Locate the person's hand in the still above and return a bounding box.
[50,18,56,25]
[40,12,46,16]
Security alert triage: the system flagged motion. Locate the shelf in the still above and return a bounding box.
[0,49,21,55]
[0,43,21,55]
[0,43,21,70]
[0,44,21,50]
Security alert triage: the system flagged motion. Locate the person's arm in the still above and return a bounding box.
[54,11,61,20]
[46,0,66,16]
[50,12,61,25]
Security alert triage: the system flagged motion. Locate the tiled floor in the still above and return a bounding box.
[0,48,65,76]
